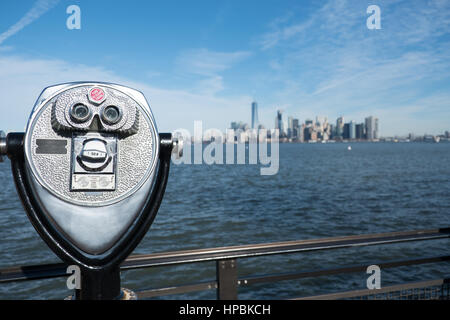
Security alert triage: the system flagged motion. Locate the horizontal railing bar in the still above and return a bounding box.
[122,228,450,269]
[238,255,450,286]
[0,263,67,283]
[0,228,449,283]
[136,281,217,299]
[294,278,450,300]
[133,255,450,298]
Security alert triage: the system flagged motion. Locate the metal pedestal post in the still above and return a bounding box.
[76,266,121,300]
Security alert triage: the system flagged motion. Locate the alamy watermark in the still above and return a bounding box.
[66,5,381,31]
[366,265,381,289]
[66,5,81,30]
[66,265,81,290]
[367,5,381,30]
[172,121,280,176]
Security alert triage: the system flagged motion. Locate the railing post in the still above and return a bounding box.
[216,259,238,300]
[75,266,121,300]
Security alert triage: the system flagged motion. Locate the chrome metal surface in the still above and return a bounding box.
[71,132,116,191]
[0,131,5,162]
[54,86,138,134]
[18,82,162,254]
[27,166,155,254]
[172,137,183,159]
[24,82,160,206]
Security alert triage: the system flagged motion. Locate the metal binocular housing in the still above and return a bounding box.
[0,82,180,299]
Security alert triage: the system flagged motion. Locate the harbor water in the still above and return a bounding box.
[0,142,449,299]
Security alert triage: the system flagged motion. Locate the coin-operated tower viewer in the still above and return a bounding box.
[0,82,182,299]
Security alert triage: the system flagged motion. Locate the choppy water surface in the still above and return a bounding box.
[0,142,449,299]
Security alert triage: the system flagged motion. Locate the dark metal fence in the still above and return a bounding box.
[1,228,449,299]
[296,279,450,300]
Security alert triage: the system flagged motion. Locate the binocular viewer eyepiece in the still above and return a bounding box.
[0,82,180,299]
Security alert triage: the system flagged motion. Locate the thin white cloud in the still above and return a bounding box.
[0,45,14,52]
[252,0,450,136]
[0,0,60,45]
[258,0,362,50]
[177,48,251,76]
[259,19,313,50]
[0,54,253,133]
[175,48,252,95]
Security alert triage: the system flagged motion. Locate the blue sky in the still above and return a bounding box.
[0,0,449,136]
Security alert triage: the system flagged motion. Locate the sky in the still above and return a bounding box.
[0,0,449,136]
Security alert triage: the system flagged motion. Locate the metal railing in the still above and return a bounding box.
[1,227,449,299]
[296,278,450,300]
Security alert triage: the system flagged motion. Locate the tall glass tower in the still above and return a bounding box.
[365,116,379,140]
[251,102,259,129]
[336,116,344,138]
[275,110,284,135]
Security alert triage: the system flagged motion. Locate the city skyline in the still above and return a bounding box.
[232,102,382,142]
[231,101,449,141]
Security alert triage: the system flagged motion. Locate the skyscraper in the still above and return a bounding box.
[292,118,300,140]
[349,121,356,140]
[251,102,259,129]
[287,116,294,138]
[275,110,284,136]
[374,118,379,139]
[355,123,365,139]
[336,117,344,139]
[343,123,350,139]
[365,116,379,140]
